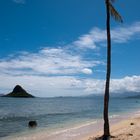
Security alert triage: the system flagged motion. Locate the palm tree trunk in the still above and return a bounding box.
[103,0,111,139]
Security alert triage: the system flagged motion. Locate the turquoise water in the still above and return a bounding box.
[0,95,140,138]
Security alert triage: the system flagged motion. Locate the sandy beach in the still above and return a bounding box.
[85,113,140,140]
[1,111,140,140]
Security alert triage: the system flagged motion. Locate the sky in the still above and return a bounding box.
[0,0,140,97]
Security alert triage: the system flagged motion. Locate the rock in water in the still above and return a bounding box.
[28,121,37,128]
[3,85,34,98]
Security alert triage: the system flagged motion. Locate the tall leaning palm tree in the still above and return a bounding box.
[103,0,122,139]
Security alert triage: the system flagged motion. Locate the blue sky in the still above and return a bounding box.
[0,0,140,97]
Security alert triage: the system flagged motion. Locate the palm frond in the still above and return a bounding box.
[109,2,123,23]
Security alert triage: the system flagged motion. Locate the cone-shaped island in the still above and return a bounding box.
[3,85,34,98]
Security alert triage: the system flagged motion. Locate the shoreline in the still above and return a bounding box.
[1,110,140,140]
[85,111,140,140]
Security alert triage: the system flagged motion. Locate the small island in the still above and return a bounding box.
[3,85,34,98]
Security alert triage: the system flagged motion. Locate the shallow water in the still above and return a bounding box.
[0,95,140,138]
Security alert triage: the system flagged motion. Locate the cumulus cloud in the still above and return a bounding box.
[69,75,140,95]
[0,74,140,97]
[81,68,93,74]
[84,75,140,94]
[110,75,140,93]
[0,74,87,97]
[74,22,140,49]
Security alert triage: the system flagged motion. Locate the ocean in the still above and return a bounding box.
[0,95,140,138]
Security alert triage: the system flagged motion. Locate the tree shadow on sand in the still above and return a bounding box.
[88,135,116,140]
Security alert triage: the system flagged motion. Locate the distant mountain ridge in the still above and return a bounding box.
[87,91,140,98]
[3,85,34,98]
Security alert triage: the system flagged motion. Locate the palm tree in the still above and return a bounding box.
[103,0,122,139]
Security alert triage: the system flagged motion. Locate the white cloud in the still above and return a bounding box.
[0,74,86,97]
[0,48,102,76]
[84,75,140,94]
[1,22,140,78]
[110,75,140,93]
[0,74,140,97]
[81,68,93,74]
[12,0,25,4]
[1,22,140,96]
[74,34,97,49]
[74,22,140,49]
